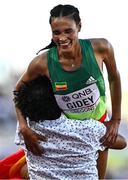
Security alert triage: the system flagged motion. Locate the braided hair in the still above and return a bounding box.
[36,4,81,54]
[14,76,61,122]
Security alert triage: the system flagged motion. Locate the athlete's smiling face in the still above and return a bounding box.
[51,17,81,53]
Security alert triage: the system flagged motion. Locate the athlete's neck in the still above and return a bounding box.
[59,42,82,62]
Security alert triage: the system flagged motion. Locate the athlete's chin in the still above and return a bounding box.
[59,45,73,53]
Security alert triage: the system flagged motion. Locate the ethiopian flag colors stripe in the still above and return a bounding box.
[55,82,68,91]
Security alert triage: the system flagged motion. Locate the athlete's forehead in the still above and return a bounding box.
[51,17,77,31]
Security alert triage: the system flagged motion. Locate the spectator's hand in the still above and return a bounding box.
[21,126,47,156]
[100,119,119,147]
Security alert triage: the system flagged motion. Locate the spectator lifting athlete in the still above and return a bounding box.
[13,4,127,180]
[14,75,126,179]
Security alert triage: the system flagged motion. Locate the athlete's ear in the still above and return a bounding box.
[77,22,81,32]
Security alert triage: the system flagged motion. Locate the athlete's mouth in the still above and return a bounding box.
[59,41,72,49]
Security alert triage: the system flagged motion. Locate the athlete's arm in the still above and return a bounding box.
[14,53,48,155]
[96,38,121,146]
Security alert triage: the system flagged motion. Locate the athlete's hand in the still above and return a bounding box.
[100,119,120,147]
[21,126,47,156]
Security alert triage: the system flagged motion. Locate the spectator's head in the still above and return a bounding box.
[14,76,61,122]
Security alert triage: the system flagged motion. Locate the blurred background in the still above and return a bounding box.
[0,0,128,179]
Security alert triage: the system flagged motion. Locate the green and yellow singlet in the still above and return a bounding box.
[47,39,107,122]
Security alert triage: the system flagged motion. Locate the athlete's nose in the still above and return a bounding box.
[59,37,66,41]
[59,34,67,41]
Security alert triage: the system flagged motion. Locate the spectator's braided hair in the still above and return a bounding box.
[36,4,81,54]
[14,76,61,122]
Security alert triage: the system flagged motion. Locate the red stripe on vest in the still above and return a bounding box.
[99,111,107,123]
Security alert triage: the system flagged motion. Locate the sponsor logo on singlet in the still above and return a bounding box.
[86,76,97,85]
[55,83,100,113]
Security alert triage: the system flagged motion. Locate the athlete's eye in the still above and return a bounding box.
[52,30,60,35]
[65,29,73,34]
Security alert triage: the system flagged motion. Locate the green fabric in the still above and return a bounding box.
[47,39,107,120]
[64,96,106,120]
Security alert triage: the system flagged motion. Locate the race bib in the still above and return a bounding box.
[55,84,100,113]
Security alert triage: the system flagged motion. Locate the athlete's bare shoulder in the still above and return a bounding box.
[89,38,118,79]
[88,38,116,72]
[89,38,112,56]
[28,51,48,77]
[15,51,49,90]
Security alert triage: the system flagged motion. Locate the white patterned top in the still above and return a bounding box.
[15,114,106,180]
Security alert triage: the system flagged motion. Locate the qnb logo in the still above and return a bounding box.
[62,96,71,102]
